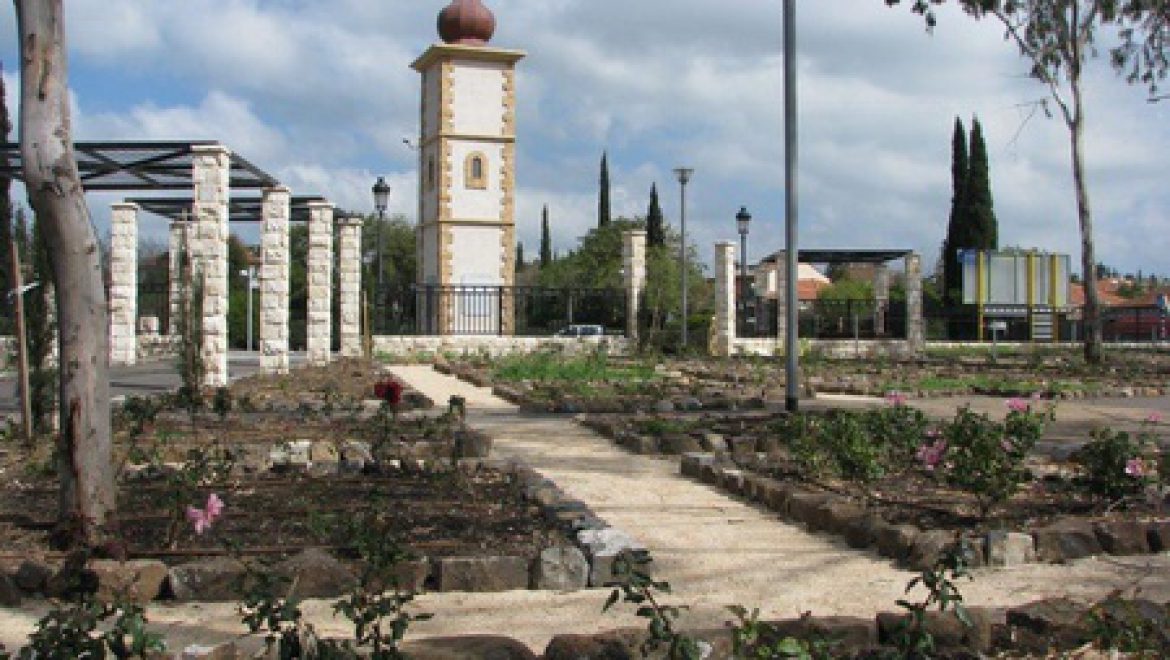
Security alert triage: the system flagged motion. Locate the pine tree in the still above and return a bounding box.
[966,117,998,252]
[0,67,12,329]
[942,117,968,306]
[598,151,611,228]
[539,204,552,268]
[515,242,525,273]
[646,183,665,249]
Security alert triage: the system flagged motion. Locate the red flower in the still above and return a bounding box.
[374,378,404,406]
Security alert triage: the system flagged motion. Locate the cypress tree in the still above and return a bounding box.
[646,183,665,248]
[942,117,968,306]
[539,204,552,268]
[0,67,12,329]
[515,242,525,273]
[598,151,611,228]
[966,117,998,251]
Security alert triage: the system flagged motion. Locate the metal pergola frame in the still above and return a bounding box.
[0,140,279,191]
[759,249,913,266]
[125,195,327,223]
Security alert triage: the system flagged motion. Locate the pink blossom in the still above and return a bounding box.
[886,391,908,407]
[1001,438,1014,452]
[187,507,211,535]
[1125,458,1150,478]
[187,493,225,535]
[1146,412,1163,424]
[205,493,225,521]
[1006,398,1030,413]
[916,439,948,471]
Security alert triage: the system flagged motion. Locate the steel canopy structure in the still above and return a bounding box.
[0,141,278,191]
[125,195,327,223]
[759,249,914,265]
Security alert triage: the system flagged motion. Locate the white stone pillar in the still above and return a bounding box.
[192,144,231,387]
[906,253,925,352]
[306,201,334,366]
[260,187,291,374]
[621,230,647,341]
[714,241,736,357]
[167,221,188,336]
[874,263,890,337]
[337,215,363,358]
[109,203,139,366]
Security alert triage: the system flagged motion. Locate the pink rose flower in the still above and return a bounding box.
[1146,412,1163,424]
[916,439,948,471]
[886,392,908,407]
[187,507,211,535]
[205,493,225,521]
[1006,398,1030,413]
[1125,458,1150,478]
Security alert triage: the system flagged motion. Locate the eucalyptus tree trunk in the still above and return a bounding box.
[15,0,114,546]
[1069,84,1102,364]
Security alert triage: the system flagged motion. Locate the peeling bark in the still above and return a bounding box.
[14,0,114,547]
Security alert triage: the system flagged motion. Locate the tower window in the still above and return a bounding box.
[427,157,436,190]
[464,152,488,190]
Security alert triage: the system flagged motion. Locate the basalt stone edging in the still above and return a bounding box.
[679,453,1170,571]
[2,458,634,604]
[542,597,1168,658]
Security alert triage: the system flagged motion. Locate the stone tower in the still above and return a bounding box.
[412,0,525,335]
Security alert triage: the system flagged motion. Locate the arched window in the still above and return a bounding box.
[464,152,488,190]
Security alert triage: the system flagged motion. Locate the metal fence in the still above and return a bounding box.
[738,295,906,340]
[372,284,627,337]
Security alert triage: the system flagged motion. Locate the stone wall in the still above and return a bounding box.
[372,335,633,359]
[191,145,231,387]
[732,338,919,359]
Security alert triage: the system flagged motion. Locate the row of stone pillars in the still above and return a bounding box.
[107,145,365,386]
[712,242,925,356]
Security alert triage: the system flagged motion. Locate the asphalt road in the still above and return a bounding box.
[0,351,306,414]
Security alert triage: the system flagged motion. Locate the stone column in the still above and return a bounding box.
[337,215,363,357]
[192,144,231,387]
[306,201,334,365]
[260,187,291,374]
[621,230,647,341]
[109,203,138,366]
[713,241,736,357]
[167,221,188,336]
[874,263,890,337]
[775,251,788,348]
[906,253,925,351]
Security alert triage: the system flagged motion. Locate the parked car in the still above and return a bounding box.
[554,324,605,338]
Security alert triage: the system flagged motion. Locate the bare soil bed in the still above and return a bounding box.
[585,409,1170,541]
[0,358,568,565]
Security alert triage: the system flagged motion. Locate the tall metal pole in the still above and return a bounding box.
[783,0,800,412]
[674,167,693,351]
[246,267,254,351]
[376,208,385,293]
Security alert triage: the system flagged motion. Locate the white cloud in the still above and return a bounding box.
[0,0,1165,276]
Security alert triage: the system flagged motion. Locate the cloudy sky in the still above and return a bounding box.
[1,1,1166,276]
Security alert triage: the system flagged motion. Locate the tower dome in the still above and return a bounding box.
[438,0,496,46]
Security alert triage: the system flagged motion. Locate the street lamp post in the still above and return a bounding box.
[736,206,752,334]
[673,167,693,350]
[372,177,391,333]
[239,266,258,351]
[783,0,800,412]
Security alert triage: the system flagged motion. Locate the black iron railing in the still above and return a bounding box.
[371,284,627,337]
